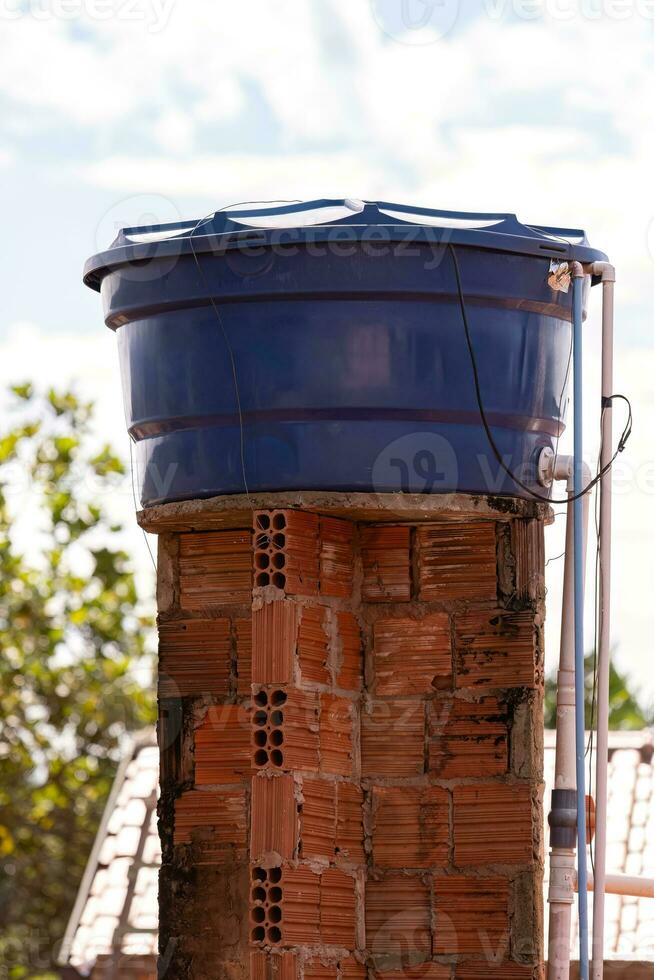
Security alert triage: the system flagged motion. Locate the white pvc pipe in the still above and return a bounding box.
[590,261,616,980]
[547,461,591,980]
[586,873,654,901]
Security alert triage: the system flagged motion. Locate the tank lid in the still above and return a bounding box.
[84,198,607,291]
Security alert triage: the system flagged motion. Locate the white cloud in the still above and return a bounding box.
[80,150,389,201]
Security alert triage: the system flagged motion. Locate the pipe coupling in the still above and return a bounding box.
[548,788,577,848]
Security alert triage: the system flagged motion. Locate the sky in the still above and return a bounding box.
[1,0,653,699]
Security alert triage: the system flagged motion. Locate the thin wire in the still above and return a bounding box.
[185,206,263,504]
[448,244,632,504]
[546,550,567,566]
[128,438,157,574]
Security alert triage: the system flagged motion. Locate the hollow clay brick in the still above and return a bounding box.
[252,601,299,686]
[194,704,252,785]
[371,786,449,869]
[428,697,509,779]
[254,510,320,595]
[298,605,330,686]
[453,783,533,867]
[174,788,247,861]
[159,618,231,698]
[179,529,252,608]
[433,875,510,955]
[417,522,497,602]
[319,516,355,598]
[361,699,425,778]
[373,614,452,695]
[361,526,411,603]
[454,610,537,691]
[235,616,253,696]
[320,694,355,777]
[366,875,431,956]
[334,611,363,692]
[251,774,298,862]
[300,779,364,866]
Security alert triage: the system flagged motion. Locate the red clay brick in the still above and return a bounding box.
[373,614,452,695]
[366,875,431,956]
[252,601,298,686]
[361,699,425,778]
[319,516,355,598]
[252,687,320,774]
[300,779,364,865]
[321,869,357,947]
[179,530,251,608]
[297,605,330,685]
[455,963,535,978]
[300,778,335,860]
[174,789,247,861]
[251,774,298,861]
[303,964,336,980]
[428,697,509,779]
[453,783,533,867]
[417,522,497,602]
[254,510,320,595]
[158,618,231,698]
[433,876,510,955]
[340,960,367,980]
[371,786,449,869]
[320,694,355,777]
[279,866,321,945]
[194,704,251,785]
[336,782,365,866]
[454,610,537,691]
[511,518,545,604]
[335,611,363,692]
[370,968,450,980]
[235,616,252,696]
[361,526,411,603]
[250,952,297,980]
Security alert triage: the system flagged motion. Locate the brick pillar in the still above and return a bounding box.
[149,494,547,980]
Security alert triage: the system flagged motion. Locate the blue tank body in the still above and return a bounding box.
[84,200,606,506]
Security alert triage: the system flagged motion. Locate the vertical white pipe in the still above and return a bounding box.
[591,265,616,980]
[572,268,590,980]
[547,468,591,980]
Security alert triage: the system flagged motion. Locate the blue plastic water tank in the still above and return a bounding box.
[84,199,606,507]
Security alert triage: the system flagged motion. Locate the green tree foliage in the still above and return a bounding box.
[0,385,155,979]
[545,651,653,730]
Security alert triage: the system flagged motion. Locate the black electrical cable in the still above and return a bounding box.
[448,244,632,505]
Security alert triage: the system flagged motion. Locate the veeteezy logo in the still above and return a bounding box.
[0,0,176,32]
[371,0,654,42]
